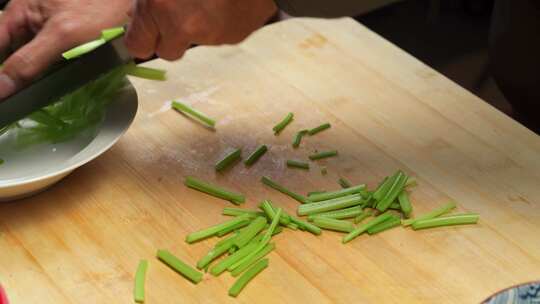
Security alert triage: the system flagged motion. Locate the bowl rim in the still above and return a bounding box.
[0,82,138,189]
[481,280,540,303]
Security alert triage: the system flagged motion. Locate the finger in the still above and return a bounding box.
[150,2,190,60]
[155,35,190,61]
[125,0,159,59]
[127,5,134,18]
[0,13,13,55]
[0,22,12,61]
[0,4,32,57]
[0,21,79,98]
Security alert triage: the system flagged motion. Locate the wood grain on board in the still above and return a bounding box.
[0,18,539,304]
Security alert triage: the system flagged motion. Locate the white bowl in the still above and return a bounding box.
[0,81,138,201]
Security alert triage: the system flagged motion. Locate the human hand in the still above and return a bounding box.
[0,0,131,99]
[125,0,277,60]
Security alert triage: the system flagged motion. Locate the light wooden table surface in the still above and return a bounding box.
[1,17,539,304]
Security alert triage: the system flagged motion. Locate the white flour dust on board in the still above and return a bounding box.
[146,100,173,118]
[147,85,221,118]
[219,113,251,126]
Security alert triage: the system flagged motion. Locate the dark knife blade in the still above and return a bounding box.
[0,37,132,129]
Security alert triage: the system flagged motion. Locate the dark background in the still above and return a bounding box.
[356,0,540,134]
[357,0,511,121]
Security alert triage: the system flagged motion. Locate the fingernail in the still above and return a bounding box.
[0,73,16,99]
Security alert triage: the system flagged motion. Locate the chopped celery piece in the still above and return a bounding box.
[309,150,338,160]
[233,217,268,248]
[338,178,352,188]
[343,212,393,243]
[261,208,281,244]
[246,232,265,246]
[405,177,417,188]
[307,191,326,196]
[286,159,310,170]
[364,192,375,208]
[287,222,299,230]
[229,209,281,271]
[231,243,274,277]
[273,113,294,135]
[259,200,291,226]
[216,231,240,247]
[126,63,167,81]
[398,191,413,218]
[297,194,364,216]
[353,209,374,224]
[389,202,401,210]
[372,176,392,201]
[261,176,310,204]
[402,201,457,226]
[308,123,331,135]
[247,231,265,244]
[320,166,328,175]
[292,130,308,148]
[185,214,251,243]
[253,225,283,243]
[308,205,363,221]
[308,184,366,202]
[157,249,203,284]
[244,145,268,166]
[367,215,401,235]
[62,38,106,60]
[312,217,355,233]
[172,100,216,128]
[30,110,67,128]
[268,202,294,224]
[203,263,211,273]
[269,226,284,236]
[210,242,259,276]
[290,217,322,235]
[216,220,251,237]
[411,213,479,230]
[222,208,265,218]
[215,148,242,172]
[134,260,148,303]
[184,176,245,204]
[101,26,125,41]
[228,259,269,297]
[376,171,408,212]
[197,234,238,269]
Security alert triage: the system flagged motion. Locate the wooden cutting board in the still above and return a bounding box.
[1,17,539,304]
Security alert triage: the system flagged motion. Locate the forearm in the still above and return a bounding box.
[274,0,365,17]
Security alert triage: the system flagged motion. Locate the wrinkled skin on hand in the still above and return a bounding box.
[0,0,277,99]
[125,0,277,60]
[0,0,132,98]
